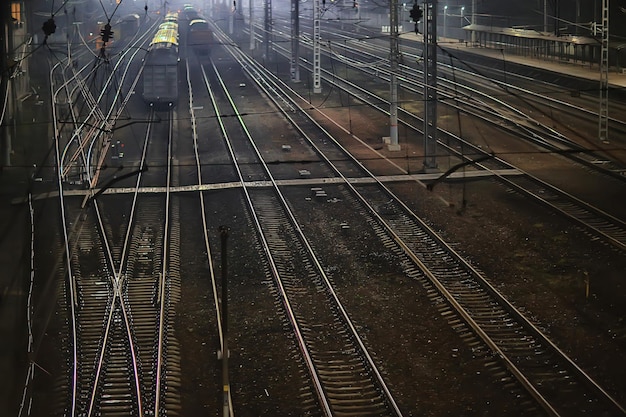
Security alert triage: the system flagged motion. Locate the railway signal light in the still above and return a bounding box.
[409,3,423,22]
[591,22,603,36]
[42,17,56,41]
[100,23,114,43]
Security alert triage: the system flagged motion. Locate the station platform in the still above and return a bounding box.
[400,32,626,90]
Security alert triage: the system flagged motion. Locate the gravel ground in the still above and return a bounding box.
[174,75,626,414]
[3,32,624,416]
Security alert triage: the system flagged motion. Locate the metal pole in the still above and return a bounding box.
[249,0,255,49]
[471,0,476,44]
[291,0,300,81]
[229,1,234,34]
[388,0,400,150]
[264,0,272,60]
[423,0,438,172]
[598,0,609,143]
[0,1,12,167]
[575,0,580,36]
[313,0,321,93]
[443,5,447,39]
[555,0,560,36]
[219,225,230,417]
[543,0,548,33]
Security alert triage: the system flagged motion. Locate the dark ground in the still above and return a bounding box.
[2,22,626,416]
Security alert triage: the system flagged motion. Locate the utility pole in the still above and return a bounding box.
[388,0,400,151]
[423,0,438,172]
[263,0,272,60]
[543,0,548,33]
[249,0,255,50]
[0,0,12,167]
[443,6,447,39]
[471,0,476,44]
[229,0,234,34]
[555,0,560,36]
[219,226,230,417]
[313,0,321,93]
[575,0,580,36]
[291,0,300,82]
[598,0,609,143]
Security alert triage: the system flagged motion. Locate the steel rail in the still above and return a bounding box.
[270,45,626,251]
[154,111,174,417]
[59,18,159,179]
[50,59,80,417]
[317,39,626,178]
[16,192,36,417]
[269,26,626,180]
[213,29,406,416]
[221,27,560,414]
[281,14,626,130]
[186,59,234,415]
[60,22,157,183]
[55,64,101,179]
[257,16,626,179]
[48,16,162,417]
[84,44,156,190]
[317,55,626,251]
[217,35,626,415]
[83,111,157,417]
[202,59,334,417]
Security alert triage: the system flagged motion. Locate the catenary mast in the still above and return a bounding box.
[264,0,272,60]
[422,0,438,172]
[291,0,300,82]
[388,0,400,150]
[313,0,321,92]
[598,0,609,143]
[249,0,255,50]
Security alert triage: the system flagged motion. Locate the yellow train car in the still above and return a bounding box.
[143,14,180,107]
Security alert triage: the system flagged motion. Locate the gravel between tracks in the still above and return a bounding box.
[175,103,626,415]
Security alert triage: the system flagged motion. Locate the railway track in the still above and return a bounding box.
[274,14,626,150]
[252,36,626,251]
[200,53,404,415]
[350,181,626,416]
[16,10,623,416]
[52,107,182,416]
[210,26,626,415]
[268,23,626,181]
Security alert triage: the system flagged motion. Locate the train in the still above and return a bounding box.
[188,17,213,56]
[142,12,180,107]
[181,4,213,56]
[141,6,214,106]
[182,4,201,21]
[116,14,141,48]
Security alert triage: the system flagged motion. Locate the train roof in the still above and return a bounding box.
[182,4,201,19]
[160,21,179,31]
[189,19,208,26]
[164,12,178,22]
[150,28,178,46]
